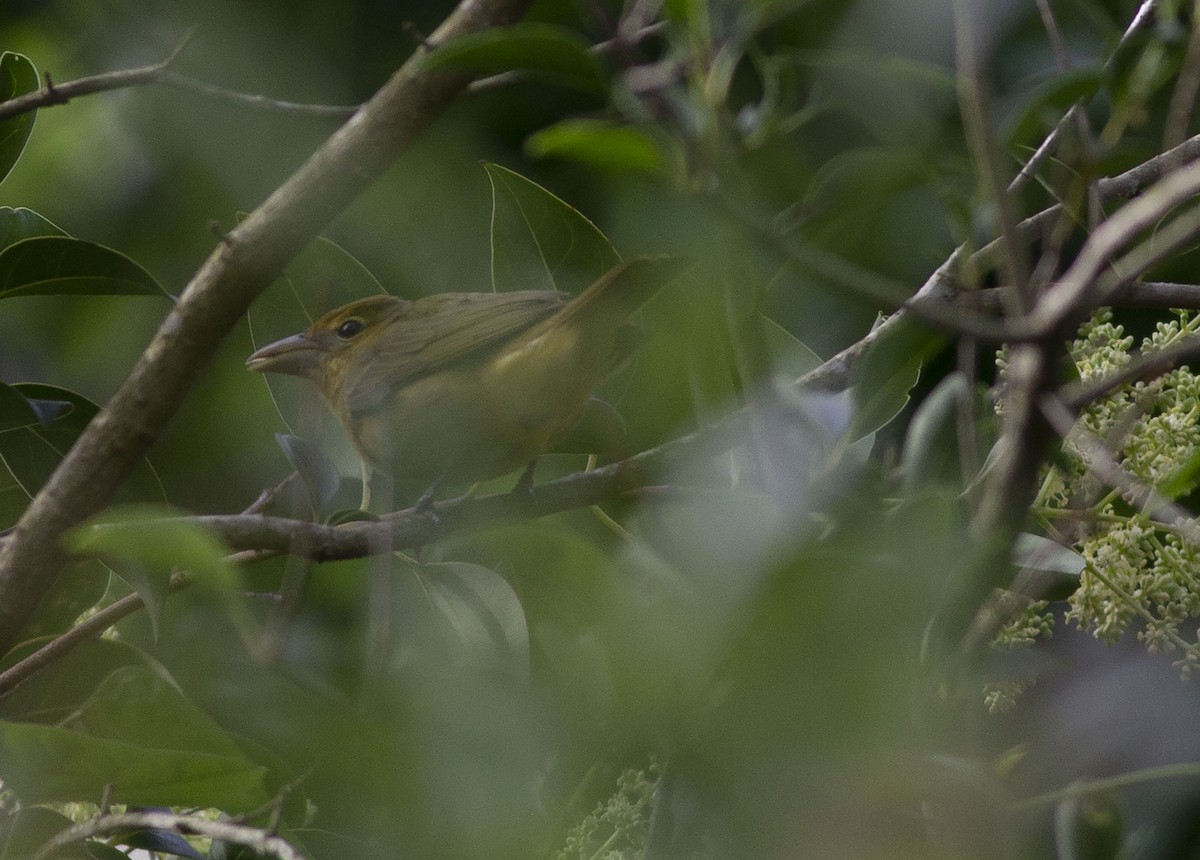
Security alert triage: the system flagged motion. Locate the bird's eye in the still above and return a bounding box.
[336,318,365,339]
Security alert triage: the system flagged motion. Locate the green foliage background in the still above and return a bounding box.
[4,1,1200,859]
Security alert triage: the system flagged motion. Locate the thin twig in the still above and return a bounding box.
[0,33,359,123]
[1061,333,1200,410]
[32,810,306,860]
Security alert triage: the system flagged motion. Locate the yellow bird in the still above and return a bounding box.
[246,256,686,510]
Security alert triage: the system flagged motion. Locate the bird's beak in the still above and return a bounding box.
[245,333,324,378]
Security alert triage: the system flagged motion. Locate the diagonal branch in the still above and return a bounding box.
[0,0,536,655]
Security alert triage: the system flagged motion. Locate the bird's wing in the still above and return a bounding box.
[343,290,565,415]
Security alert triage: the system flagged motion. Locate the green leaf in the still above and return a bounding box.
[0,638,146,724]
[526,120,665,175]
[1013,533,1085,577]
[0,719,268,808]
[0,206,65,249]
[413,561,530,674]
[849,316,945,441]
[485,162,621,296]
[66,505,252,644]
[0,806,78,860]
[425,23,606,93]
[1005,68,1104,149]
[0,382,39,432]
[0,236,168,299]
[900,372,969,492]
[0,384,165,504]
[0,52,38,185]
[762,317,822,382]
[275,433,341,516]
[12,560,110,643]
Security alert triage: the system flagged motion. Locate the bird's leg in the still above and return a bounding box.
[512,457,539,496]
[359,459,372,510]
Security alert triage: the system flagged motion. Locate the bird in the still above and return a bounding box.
[246,256,687,511]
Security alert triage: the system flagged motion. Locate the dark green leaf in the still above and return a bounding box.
[325,507,378,526]
[1005,68,1104,149]
[0,53,38,185]
[485,162,621,296]
[849,316,945,441]
[0,384,165,504]
[900,371,969,492]
[0,206,65,249]
[0,236,168,299]
[526,120,665,175]
[13,559,110,642]
[275,433,341,516]
[426,23,606,93]
[0,382,39,432]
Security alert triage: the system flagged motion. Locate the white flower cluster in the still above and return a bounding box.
[1042,310,1200,675]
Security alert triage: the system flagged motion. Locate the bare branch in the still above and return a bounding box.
[0,33,359,123]
[32,810,305,860]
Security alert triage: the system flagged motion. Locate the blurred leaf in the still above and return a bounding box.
[762,317,822,381]
[275,433,341,517]
[0,52,38,185]
[0,206,65,249]
[1054,787,1124,860]
[13,559,111,642]
[0,384,165,504]
[526,120,665,175]
[426,23,606,93]
[0,719,268,808]
[0,236,168,299]
[485,162,621,296]
[0,806,79,860]
[66,505,253,644]
[0,638,145,723]
[1014,533,1085,577]
[900,371,970,492]
[415,561,530,674]
[1004,67,1103,149]
[849,316,945,441]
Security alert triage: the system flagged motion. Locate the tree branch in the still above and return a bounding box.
[0,0,536,655]
[32,810,305,860]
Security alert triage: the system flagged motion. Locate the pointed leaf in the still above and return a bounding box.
[0,52,38,185]
[419,561,530,674]
[0,206,65,249]
[0,236,168,299]
[275,433,341,515]
[849,316,945,441]
[0,384,165,504]
[900,371,970,492]
[66,505,253,644]
[485,162,620,296]
[426,23,606,93]
[1014,533,1085,577]
[0,382,39,432]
